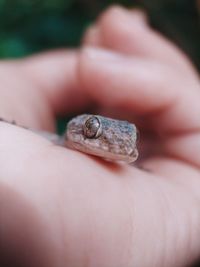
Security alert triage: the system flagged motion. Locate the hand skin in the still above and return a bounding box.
[0,6,200,267]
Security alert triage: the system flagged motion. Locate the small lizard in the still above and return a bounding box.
[0,114,139,163]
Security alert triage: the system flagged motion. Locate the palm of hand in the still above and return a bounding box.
[0,7,200,267]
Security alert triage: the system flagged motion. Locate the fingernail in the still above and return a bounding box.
[82,47,124,62]
[104,5,147,29]
[130,8,148,25]
[83,25,101,45]
[86,25,99,37]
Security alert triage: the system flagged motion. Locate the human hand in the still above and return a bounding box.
[80,6,200,267]
[0,6,200,267]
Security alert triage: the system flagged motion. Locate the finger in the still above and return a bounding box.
[0,123,200,267]
[83,8,147,47]
[0,61,55,130]
[129,8,149,25]
[96,6,197,76]
[20,50,89,114]
[1,123,200,267]
[0,121,141,267]
[79,47,200,133]
[163,133,200,168]
[83,25,102,46]
[0,50,90,130]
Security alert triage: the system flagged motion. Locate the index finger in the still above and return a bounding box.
[79,47,200,134]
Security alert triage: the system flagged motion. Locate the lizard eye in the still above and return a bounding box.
[83,116,102,138]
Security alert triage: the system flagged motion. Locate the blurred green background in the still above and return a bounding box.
[0,0,199,69]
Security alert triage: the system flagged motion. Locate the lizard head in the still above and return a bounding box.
[65,114,138,163]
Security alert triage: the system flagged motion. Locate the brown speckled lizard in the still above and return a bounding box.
[0,114,139,163]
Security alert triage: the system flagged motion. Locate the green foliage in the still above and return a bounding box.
[0,0,199,69]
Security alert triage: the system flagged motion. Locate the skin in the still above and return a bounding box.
[65,114,138,162]
[0,5,200,267]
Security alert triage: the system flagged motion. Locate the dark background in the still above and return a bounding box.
[0,0,199,69]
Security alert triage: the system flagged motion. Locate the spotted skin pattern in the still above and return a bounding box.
[65,114,138,163]
[0,115,139,163]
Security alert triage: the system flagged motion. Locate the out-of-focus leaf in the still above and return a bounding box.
[0,0,198,69]
[0,36,29,58]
